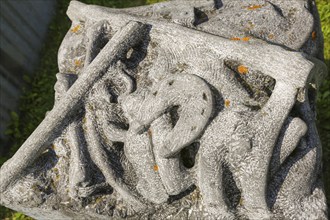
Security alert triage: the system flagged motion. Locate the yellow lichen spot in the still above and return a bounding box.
[242,36,251,42]
[225,99,230,108]
[268,34,275,39]
[247,21,255,29]
[50,179,57,189]
[51,144,56,150]
[230,37,241,41]
[190,188,202,201]
[247,5,263,10]
[153,165,159,172]
[239,197,244,206]
[238,65,249,74]
[71,24,81,33]
[261,110,268,116]
[82,117,87,124]
[95,197,103,204]
[74,59,82,67]
[312,31,317,41]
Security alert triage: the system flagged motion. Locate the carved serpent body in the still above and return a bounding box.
[121,74,213,203]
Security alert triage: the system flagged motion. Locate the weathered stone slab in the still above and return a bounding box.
[0,0,328,219]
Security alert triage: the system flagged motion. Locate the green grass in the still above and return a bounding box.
[0,0,329,219]
[0,207,34,220]
[2,0,151,161]
[316,0,330,211]
[0,0,150,219]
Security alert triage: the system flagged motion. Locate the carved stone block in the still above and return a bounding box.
[0,0,328,219]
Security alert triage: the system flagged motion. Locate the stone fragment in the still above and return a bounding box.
[0,0,328,219]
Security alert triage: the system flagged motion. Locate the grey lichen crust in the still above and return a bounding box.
[0,0,328,219]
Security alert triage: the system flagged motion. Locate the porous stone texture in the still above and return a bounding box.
[0,0,328,219]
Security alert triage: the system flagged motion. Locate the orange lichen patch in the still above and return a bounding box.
[242,36,251,42]
[230,37,251,42]
[312,31,317,41]
[268,34,275,39]
[71,24,81,33]
[230,37,241,41]
[153,165,159,172]
[225,99,230,108]
[238,65,249,74]
[74,59,82,67]
[247,5,263,10]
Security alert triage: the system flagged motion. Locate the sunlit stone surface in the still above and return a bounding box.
[0,0,328,219]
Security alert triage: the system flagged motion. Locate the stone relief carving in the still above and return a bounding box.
[0,0,328,219]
